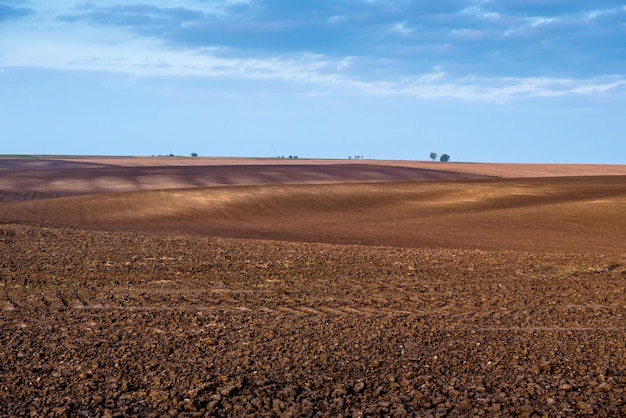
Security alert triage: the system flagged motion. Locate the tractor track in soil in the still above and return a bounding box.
[3,159,626,416]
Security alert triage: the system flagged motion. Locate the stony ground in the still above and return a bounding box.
[2,224,626,417]
[3,158,626,416]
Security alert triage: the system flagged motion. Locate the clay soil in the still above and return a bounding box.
[2,158,626,417]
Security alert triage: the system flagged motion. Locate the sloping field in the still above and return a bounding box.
[54,156,626,178]
[3,158,626,416]
[2,176,625,254]
[0,159,490,201]
[2,158,625,255]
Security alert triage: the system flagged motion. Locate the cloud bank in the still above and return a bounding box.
[1,0,625,101]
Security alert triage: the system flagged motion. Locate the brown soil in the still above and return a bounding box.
[2,158,626,416]
[0,159,490,200]
[52,156,626,178]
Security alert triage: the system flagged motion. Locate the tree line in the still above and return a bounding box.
[430,152,450,162]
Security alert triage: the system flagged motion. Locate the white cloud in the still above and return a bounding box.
[461,6,500,20]
[2,1,624,103]
[392,22,414,35]
[327,15,347,24]
[529,16,557,27]
[2,20,624,104]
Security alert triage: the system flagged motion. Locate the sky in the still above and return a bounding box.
[1,0,625,163]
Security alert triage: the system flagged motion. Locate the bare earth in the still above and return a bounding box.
[2,157,626,417]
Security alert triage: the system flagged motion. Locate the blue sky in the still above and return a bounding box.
[1,1,625,163]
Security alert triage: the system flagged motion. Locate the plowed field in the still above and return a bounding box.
[2,158,626,417]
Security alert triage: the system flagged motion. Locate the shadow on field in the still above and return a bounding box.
[2,176,625,254]
[0,161,491,201]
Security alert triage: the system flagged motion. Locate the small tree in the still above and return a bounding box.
[191,152,198,157]
[430,152,437,162]
[440,154,450,162]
